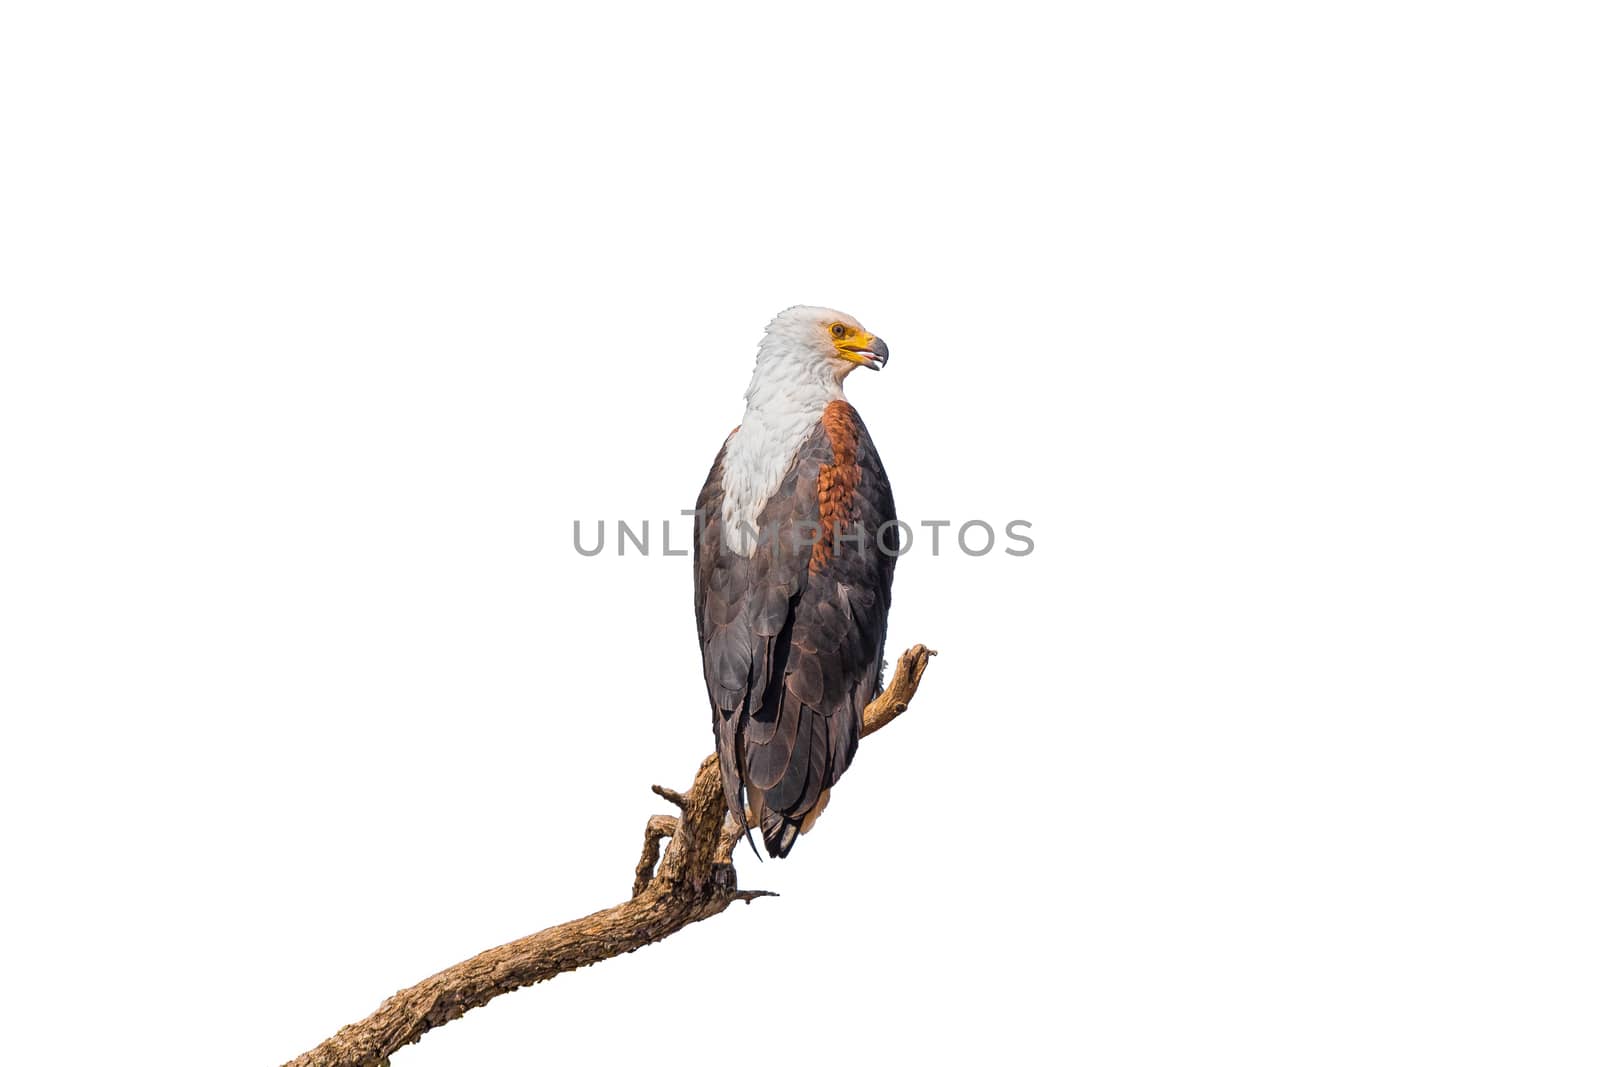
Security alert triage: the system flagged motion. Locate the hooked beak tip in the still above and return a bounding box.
[865,335,889,370]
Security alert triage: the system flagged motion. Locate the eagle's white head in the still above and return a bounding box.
[759,305,890,377]
[743,305,890,411]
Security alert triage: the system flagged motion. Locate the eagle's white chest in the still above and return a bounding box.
[719,396,829,557]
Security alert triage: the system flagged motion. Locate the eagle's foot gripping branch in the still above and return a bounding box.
[710,862,737,891]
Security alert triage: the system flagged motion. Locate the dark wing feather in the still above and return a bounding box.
[694,428,816,839]
[694,433,759,833]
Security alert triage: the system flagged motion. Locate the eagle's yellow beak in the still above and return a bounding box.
[835,332,890,371]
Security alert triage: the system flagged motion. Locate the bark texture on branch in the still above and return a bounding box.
[282,644,936,1067]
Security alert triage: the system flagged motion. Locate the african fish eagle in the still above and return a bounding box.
[694,306,897,858]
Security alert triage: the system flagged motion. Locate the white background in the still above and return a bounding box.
[2,3,1596,1065]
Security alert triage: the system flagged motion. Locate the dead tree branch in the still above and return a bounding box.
[282,644,937,1067]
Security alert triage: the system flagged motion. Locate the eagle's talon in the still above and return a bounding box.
[710,862,737,891]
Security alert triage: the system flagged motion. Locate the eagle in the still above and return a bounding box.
[693,306,897,858]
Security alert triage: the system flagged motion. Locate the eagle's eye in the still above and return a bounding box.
[830,324,847,338]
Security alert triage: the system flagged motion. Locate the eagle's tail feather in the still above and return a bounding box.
[760,807,801,859]
[757,784,833,858]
